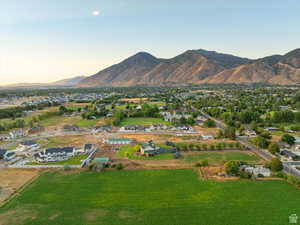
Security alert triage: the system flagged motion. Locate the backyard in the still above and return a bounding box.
[116,145,174,160]
[1,169,300,225]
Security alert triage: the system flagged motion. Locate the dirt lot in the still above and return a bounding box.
[121,98,148,103]
[119,133,235,144]
[0,169,40,203]
[200,166,239,181]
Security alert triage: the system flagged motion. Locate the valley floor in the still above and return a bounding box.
[0,169,299,225]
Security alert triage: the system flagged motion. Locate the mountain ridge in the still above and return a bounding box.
[78,48,300,86]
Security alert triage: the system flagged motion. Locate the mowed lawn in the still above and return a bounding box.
[183,151,261,165]
[116,145,174,160]
[1,170,300,225]
[26,154,88,165]
[120,117,170,126]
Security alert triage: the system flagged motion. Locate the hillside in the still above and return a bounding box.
[78,48,300,86]
[51,76,86,86]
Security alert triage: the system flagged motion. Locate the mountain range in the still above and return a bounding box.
[2,48,300,88]
[78,48,300,86]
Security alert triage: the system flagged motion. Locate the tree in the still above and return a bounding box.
[268,143,280,155]
[269,158,283,172]
[203,119,216,128]
[224,161,240,175]
[253,136,270,149]
[224,126,236,140]
[281,134,295,146]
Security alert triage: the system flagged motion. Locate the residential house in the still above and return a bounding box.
[280,150,300,161]
[0,149,7,160]
[34,147,75,163]
[4,151,17,161]
[104,138,134,145]
[19,140,39,150]
[0,149,17,161]
[241,165,271,177]
[9,129,26,139]
[76,144,97,154]
[93,157,110,166]
[92,125,112,133]
[264,127,279,132]
[119,125,145,132]
[63,125,80,132]
[201,135,214,140]
[28,125,44,134]
[140,141,177,156]
[244,129,257,137]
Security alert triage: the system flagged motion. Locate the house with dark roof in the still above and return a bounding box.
[34,147,75,162]
[76,144,97,154]
[0,149,7,160]
[280,150,300,161]
[0,149,16,161]
[140,141,177,157]
[4,152,17,161]
[19,140,38,150]
[63,125,80,132]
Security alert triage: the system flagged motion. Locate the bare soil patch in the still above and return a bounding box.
[85,209,109,222]
[200,166,240,181]
[0,169,40,203]
[0,207,37,225]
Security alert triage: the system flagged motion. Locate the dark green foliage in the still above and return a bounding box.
[281,134,295,146]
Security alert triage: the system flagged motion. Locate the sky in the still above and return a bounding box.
[0,0,300,85]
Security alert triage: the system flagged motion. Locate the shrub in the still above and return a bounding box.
[224,161,241,175]
[194,162,202,167]
[287,175,300,187]
[240,171,252,179]
[201,160,209,167]
[116,163,124,170]
[275,172,287,179]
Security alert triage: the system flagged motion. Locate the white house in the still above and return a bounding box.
[242,165,271,177]
[9,129,26,139]
[34,147,75,163]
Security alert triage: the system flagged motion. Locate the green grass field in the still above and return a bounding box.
[120,117,170,126]
[26,154,88,166]
[1,170,300,225]
[75,119,98,128]
[117,145,174,160]
[183,151,261,165]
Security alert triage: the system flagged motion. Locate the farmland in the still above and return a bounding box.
[120,117,170,126]
[183,151,261,165]
[1,169,300,225]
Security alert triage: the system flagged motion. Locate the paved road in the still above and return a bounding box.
[200,110,300,178]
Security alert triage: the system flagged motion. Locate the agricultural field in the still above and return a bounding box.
[1,169,300,225]
[183,151,261,165]
[0,169,40,203]
[120,117,170,126]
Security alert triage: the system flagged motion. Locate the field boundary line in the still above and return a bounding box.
[0,171,42,208]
